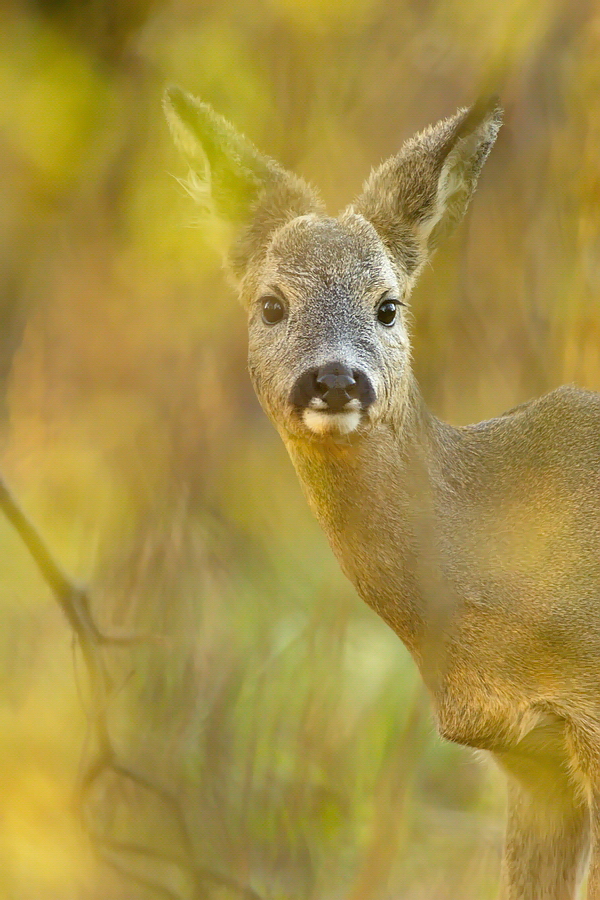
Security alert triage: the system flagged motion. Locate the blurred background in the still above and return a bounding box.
[0,0,598,896]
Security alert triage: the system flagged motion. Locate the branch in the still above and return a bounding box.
[0,474,265,900]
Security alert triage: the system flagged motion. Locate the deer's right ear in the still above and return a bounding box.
[163,86,322,278]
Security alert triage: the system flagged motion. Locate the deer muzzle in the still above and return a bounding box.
[290,362,376,423]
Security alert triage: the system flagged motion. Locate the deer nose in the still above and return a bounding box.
[315,363,358,411]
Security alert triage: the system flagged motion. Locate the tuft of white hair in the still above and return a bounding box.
[303,409,361,436]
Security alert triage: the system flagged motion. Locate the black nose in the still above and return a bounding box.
[315,363,358,411]
[289,362,375,412]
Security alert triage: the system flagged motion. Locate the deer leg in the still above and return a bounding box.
[584,789,600,898]
[494,721,590,900]
[498,778,589,900]
[562,724,600,899]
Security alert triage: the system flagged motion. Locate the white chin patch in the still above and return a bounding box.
[303,408,362,436]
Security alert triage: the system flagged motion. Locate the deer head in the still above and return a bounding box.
[164,87,501,443]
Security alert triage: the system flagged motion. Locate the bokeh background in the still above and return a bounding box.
[0,0,599,897]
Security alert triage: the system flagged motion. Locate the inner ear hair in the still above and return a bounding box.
[353,96,502,271]
[164,86,323,276]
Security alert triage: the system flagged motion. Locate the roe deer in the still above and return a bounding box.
[164,87,600,899]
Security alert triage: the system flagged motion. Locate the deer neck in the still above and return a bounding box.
[282,373,456,667]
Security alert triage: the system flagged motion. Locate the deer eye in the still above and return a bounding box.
[261,296,285,325]
[376,298,398,327]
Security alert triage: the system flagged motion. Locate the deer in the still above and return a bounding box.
[164,86,600,899]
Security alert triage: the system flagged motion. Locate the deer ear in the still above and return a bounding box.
[163,85,275,222]
[163,86,322,277]
[354,98,502,274]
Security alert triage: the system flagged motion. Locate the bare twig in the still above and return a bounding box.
[0,474,264,900]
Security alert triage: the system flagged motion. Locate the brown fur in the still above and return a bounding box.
[165,87,600,898]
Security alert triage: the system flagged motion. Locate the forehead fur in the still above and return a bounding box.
[263,212,399,297]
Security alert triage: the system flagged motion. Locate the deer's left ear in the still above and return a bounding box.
[354,98,502,274]
[164,86,322,278]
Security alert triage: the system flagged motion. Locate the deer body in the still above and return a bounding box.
[287,383,600,737]
[165,88,600,898]
[289,382,600,897]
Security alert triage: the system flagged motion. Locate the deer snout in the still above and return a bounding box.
[290,363,375,412]
[315,364,358,411]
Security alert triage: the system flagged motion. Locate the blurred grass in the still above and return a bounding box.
[0,0,597,896]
